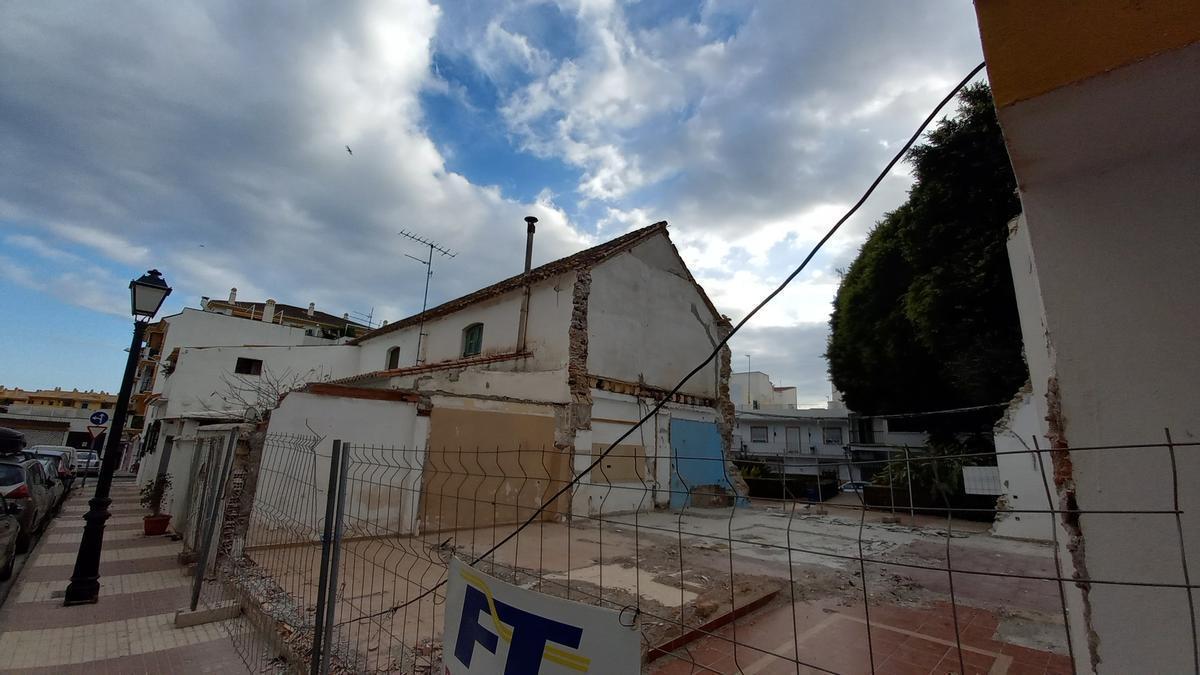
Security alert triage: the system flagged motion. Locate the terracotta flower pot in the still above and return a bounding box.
[143,513,171,536]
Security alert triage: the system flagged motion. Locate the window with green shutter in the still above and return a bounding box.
[462,323,483,357]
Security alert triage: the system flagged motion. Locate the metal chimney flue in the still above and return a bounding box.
[517,216,538,352]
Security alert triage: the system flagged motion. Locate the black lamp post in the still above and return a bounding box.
[64,269,171,606]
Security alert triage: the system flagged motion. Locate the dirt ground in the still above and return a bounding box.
[243,500,1069,674]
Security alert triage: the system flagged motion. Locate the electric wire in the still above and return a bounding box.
[335,59,989,627]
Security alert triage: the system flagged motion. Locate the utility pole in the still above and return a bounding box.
[398,230,455,366]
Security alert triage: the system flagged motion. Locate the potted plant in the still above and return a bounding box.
[140,473,173,535]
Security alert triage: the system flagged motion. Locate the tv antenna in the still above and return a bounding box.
[398,230,456,365]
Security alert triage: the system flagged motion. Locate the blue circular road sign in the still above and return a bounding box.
[90,411,110,425]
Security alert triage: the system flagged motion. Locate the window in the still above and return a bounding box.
[234,357,263,375]
[462,323,483,357]
[750,426,768,443]
[823,426,843,445]
[386,346,401,370]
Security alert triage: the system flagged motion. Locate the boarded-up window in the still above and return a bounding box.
[419,407,566,533]
[750,426,768,443]
[590,445,646,483]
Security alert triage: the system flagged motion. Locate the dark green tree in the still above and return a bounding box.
[826,83,1026,418]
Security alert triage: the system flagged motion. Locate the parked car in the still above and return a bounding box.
[0,455,56,553]
[27,445,77,488]
[0,493,19,580]
[839,480,872,494]
[75,450,101,476]
[33,456,67,510]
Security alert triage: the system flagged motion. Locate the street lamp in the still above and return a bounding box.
[64,269,171,606]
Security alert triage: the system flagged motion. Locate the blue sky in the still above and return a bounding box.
[0,0,984,404]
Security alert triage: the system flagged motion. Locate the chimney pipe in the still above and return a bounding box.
[263,299,276,323]
[228,287,237,303]
[307,302,315,317]
[517,216,537,352]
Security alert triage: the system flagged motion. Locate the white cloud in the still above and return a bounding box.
[4,234,81,262]
[47,223,149,265]
[0,254,129,317]
[1,0,985,396]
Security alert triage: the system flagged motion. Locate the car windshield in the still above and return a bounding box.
[0,464,25,486]
[77,452,97,460]
[37,458,58,472]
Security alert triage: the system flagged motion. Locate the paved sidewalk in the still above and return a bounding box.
[0,477,250,674]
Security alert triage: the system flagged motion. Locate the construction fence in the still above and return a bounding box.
[179,428,1198,675]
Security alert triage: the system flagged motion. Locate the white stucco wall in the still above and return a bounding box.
[991,389,1054,542]
[730,372,799,411]
[356,272,575,373]
[587,235,723,399]
[157,309,331,374]
[999,42,1200,673]
[263,391,426,537]
[574,389,721,516]
[161,344,360,420]
[734,415,848,457]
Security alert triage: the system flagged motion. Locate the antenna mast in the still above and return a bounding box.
[398,230,456,365]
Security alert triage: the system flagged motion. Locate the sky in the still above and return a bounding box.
[0,0,984,405]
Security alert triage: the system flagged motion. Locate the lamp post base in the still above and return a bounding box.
[63,580,101,606]
[62,481,116,605]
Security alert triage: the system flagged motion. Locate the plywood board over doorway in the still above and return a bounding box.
[419,407,569,533]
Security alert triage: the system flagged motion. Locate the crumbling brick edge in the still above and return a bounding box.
[1046,376,1100,671]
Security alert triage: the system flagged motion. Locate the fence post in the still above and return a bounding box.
[311,440,342,675]
[320,443,351,675]
[189,430,238,611]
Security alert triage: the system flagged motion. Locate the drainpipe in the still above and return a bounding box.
[516,216,537,352]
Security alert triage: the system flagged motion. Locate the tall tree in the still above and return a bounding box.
[826,83,1026,418]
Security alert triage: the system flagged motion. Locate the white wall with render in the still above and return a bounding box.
[142,308,346,447]
[356,272,574,373]
[573,389,721,516]
[587,235,723,399]
[155,309,332,380]
[991,387,1054,542]
[160,344,360,420]
[998,42,1200,673]
[730,372,799,411]
[356,272,575,403]
[262,391,426,537]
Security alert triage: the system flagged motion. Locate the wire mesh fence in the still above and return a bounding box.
[190,428,1199,674]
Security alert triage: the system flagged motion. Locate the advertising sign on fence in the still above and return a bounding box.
[443,557,640,675]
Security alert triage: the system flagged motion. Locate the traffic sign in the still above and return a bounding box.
[88,425,107,440]
[90,411,110,425]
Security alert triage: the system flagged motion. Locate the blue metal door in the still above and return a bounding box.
[669,419,739,509]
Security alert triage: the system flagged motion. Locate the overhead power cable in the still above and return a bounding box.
[338,60,989,626]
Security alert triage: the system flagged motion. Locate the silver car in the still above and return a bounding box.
[33,456,67,510]
[27,445,77,488]
[0,493,19,580]
[0,456,55,553]
[75,450,101,476]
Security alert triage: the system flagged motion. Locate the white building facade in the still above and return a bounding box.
[261,222,740,535]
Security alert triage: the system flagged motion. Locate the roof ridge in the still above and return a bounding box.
[349,221,668,344]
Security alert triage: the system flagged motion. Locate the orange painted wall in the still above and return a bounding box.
[974,0,1200,107]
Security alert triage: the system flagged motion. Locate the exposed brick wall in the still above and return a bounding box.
[567,269,593,434]
[1046,376,1099,670]
[715,316,748,497]
[218,426,264,558]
